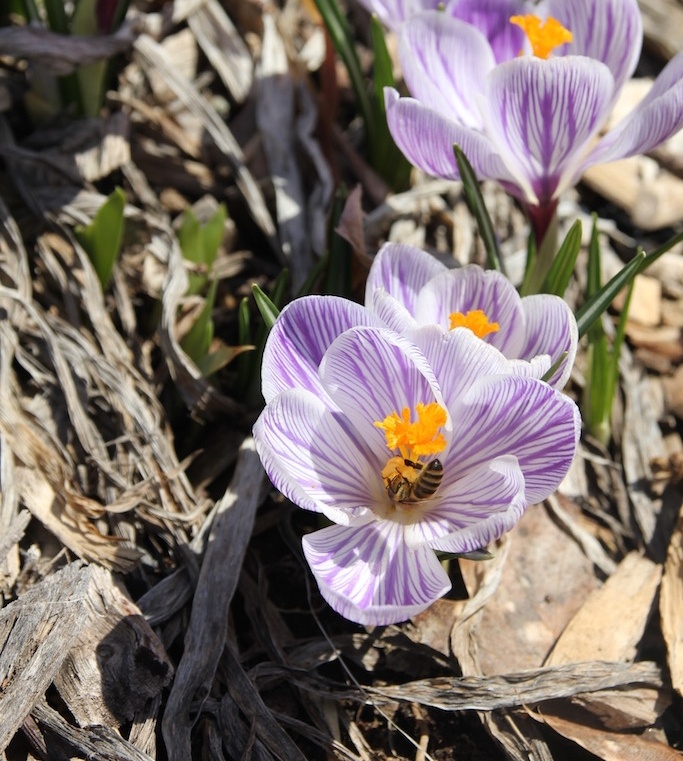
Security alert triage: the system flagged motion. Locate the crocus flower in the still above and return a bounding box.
[357,0,531,60]
[385,0,683,243]
[354,0,444,31]
[365,242,578,388]
[254,301,580,625]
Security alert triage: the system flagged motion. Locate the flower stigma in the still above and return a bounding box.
[449,309,500,339]
[374,403,447,512]
[510,14,573,59]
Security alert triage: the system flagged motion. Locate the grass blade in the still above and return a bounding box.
[454,144,505,275]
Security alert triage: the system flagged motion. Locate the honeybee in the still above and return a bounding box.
[386,458,444,503]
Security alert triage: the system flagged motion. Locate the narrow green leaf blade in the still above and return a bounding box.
[454,144,505,275]
[575,250,646,339]
[541,219,582,296]
[252,284,281,331]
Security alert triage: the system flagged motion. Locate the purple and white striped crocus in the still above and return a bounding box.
[254,301,580,625]
[365,242,578,389]
[356,0,530,58]
[385,0,683,243]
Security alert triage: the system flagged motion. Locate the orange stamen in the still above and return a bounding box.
[510,14,573,59]
[449,309,500,339]
[374,402,447,460]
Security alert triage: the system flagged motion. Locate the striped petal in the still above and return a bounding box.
[414,265,526,356]
[385,88,515,185]
[369,288,420,336]
[480,56,615,205]
[581,53,683,171]
[414,325,511,413]
[262,296,381,403]
[303,521,451,625]
[354,0,444,30]
[416,457,528,552]
[545,0,642,94]
[319,327,450,457]
[445,0,532,64]
[399,11,495,129]
[519,294,578,389]
[452,375,581,503]
[253,389,382,524]
[365,242,446,315]
[404,454,525,550]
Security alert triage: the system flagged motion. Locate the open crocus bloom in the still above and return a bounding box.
[365,242,578,389]
[385,0,683,241]
[254,304,580,625]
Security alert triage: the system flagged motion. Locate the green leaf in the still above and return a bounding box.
[236,296,252,395]
[437,549,495,561]
[200,204,227,269]
[74,187,126,288]
[575,250,646,340]
[181,280,217,365]
[541,219,582,296]
[368,15,412,189]
[454,145,505,275]
[519,230,537,297]
[178,210,202,263]
[313,0,376,152]
[196,343,254,378]
[178,204,227,295]
[44,0,69,32]
[370,14,395,106]
[252,284,281,331]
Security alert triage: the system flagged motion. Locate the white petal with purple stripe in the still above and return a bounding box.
[519,294,578,389]
[319,326,451,457]
[303,521,452,625]
[481,57,615,205]
[385,89,516,184]
[365,242,446,315]
[545,0,642,94]
[399,12,495,129]
[253,389,381,524]
[403,454,525,548]
[451,374,581,504]
[415,265,526,356]
[262,296,382,403]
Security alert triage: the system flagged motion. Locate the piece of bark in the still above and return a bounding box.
[613,274,662,327]
[661,502,683,697]
[581,158,683,230]
[458,505,600,674]
[546,552,661,666]
[362,661,662,712]
[133,34,279,254]
[161,437,266,761]
[620,348,670,558]
[29,701,154,761]
[54,565,173,728]
[0,563,92,751]
[188,0,253,103]
[538,709,680,761]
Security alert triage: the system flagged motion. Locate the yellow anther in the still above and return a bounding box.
[449,309,500,339]
[374,402,447,461]
[510,14,573,59]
